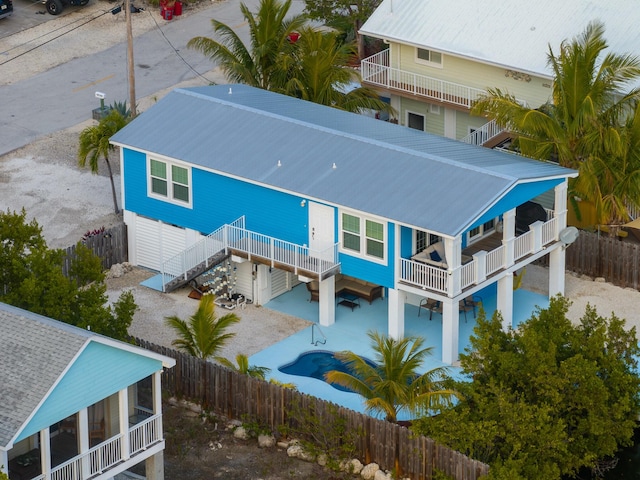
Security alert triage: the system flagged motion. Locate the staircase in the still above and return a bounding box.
[460,119,508,147]
[160,217,340,293]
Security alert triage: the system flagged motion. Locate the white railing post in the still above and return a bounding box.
[473,251,487,284]
[530,221,544,253]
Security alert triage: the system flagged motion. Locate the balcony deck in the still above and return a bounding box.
[400,217,559,296]
[361,50,486,111]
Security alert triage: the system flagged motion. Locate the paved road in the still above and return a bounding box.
[0,0,304,156]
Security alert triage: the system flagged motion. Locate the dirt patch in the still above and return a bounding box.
[139,399,343,480]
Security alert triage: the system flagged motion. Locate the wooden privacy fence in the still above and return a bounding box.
[536,230,640,290]
[136,339,489,480]
[61,223,128,276]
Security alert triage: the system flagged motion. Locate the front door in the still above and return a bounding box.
[309,202,335,261]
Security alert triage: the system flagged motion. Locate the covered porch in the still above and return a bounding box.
[5,373,165,480]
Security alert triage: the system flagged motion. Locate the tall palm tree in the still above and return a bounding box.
[78,109,129,214]
[325,331,457,422]
[280,27,394,115]
[165,294,240,360]
[471,22,640,227]
[187,0,307,90]
[218,353,271,380]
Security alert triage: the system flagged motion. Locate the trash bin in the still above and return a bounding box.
[173,0,182,15]
[161,4,173,19]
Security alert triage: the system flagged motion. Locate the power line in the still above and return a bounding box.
[0,9,111,65]
[144,8,215,85]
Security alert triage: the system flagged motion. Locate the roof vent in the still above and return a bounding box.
[332,162,337,169]
[228,87,232,95]
[277,160,282,167]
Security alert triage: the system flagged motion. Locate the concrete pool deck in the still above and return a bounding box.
[252,283,550,419]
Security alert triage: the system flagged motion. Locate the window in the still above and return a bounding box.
[407,112,425,131]
[341,212,386,261]
[416,231,440,253]
[416,48,442,67]
[467,218,497,243]
[149,158,191,206]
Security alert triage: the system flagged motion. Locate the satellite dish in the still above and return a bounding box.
[559,226,579,245]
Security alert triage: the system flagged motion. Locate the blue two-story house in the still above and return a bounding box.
[110,84,577,364]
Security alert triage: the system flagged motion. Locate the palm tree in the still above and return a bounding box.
[187,0,307,90]
[471,21,640,227]
[280,27,394,115]
[78,109,129,214]
[325,331,457,422]
[165,294,240,360]
[218,353,271,380]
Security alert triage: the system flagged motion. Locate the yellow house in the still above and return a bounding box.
[359,0,640,145]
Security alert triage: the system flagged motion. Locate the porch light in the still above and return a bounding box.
[300,199,306,207]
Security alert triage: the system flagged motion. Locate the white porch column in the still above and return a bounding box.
[387,288,405,340]
[554,181,569,231]
[549,246,566,296]
[319,276,335,327]
[473,251,487,284]
[1,449,9,474]
[441,298,459,365]
[444,236,463,297]
[152,371,164,433]
[502,209,516,268]
[78,408,90,479]
[146,451,165,480]
[497,272,514,331]
[40,428,51,480]
[118,388,131,462]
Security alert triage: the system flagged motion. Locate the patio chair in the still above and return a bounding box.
[306,281,319,302]
[89,419,105,445]
[461,295,482,320]
[418,298,442,320]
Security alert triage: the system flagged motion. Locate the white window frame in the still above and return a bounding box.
[415,47,443,68]
[147,156,193,208]
[467,218,497,244]
[406,111,425,131]
[339,210,387,264]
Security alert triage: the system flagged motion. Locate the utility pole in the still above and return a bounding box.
[125,0,137,117]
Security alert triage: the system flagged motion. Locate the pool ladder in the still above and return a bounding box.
[311,323,327,346]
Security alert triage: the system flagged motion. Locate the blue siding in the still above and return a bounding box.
[124,149,308,244]
[469,180,562,230]
[339,223,395,288]
[17,342,162,442]
[400,226,414,258]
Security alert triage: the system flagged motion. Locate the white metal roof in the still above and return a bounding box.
[360,0,640,81]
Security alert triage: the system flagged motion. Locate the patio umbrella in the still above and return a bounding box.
[623,218,640,242]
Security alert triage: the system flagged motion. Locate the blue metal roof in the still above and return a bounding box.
[111,85,575,237]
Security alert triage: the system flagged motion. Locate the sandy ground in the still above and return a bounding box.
[2,0,640,361]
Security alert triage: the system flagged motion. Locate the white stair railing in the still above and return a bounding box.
[460,119,504,146]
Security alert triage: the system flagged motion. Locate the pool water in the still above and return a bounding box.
[278,350,377,393]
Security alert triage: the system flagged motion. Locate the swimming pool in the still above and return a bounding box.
[278,350,377,393]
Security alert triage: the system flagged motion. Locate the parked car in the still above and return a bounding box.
[0,0,13,18]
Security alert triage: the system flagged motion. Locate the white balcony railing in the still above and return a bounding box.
[38,414,163,480]
[361,50,486,109]
[400,216,560,295]
[459,119,504,146]
[161,216,340,291]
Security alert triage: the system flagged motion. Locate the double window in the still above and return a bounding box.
[468,219,496,243]
[149,158,191,206]
[341,212,386,261]
[416,48,442,67]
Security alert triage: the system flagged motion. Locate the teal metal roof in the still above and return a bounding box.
[111,84,576,237]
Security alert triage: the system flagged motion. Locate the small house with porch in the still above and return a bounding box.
[0,302,175,480]
[110,84,577,364]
